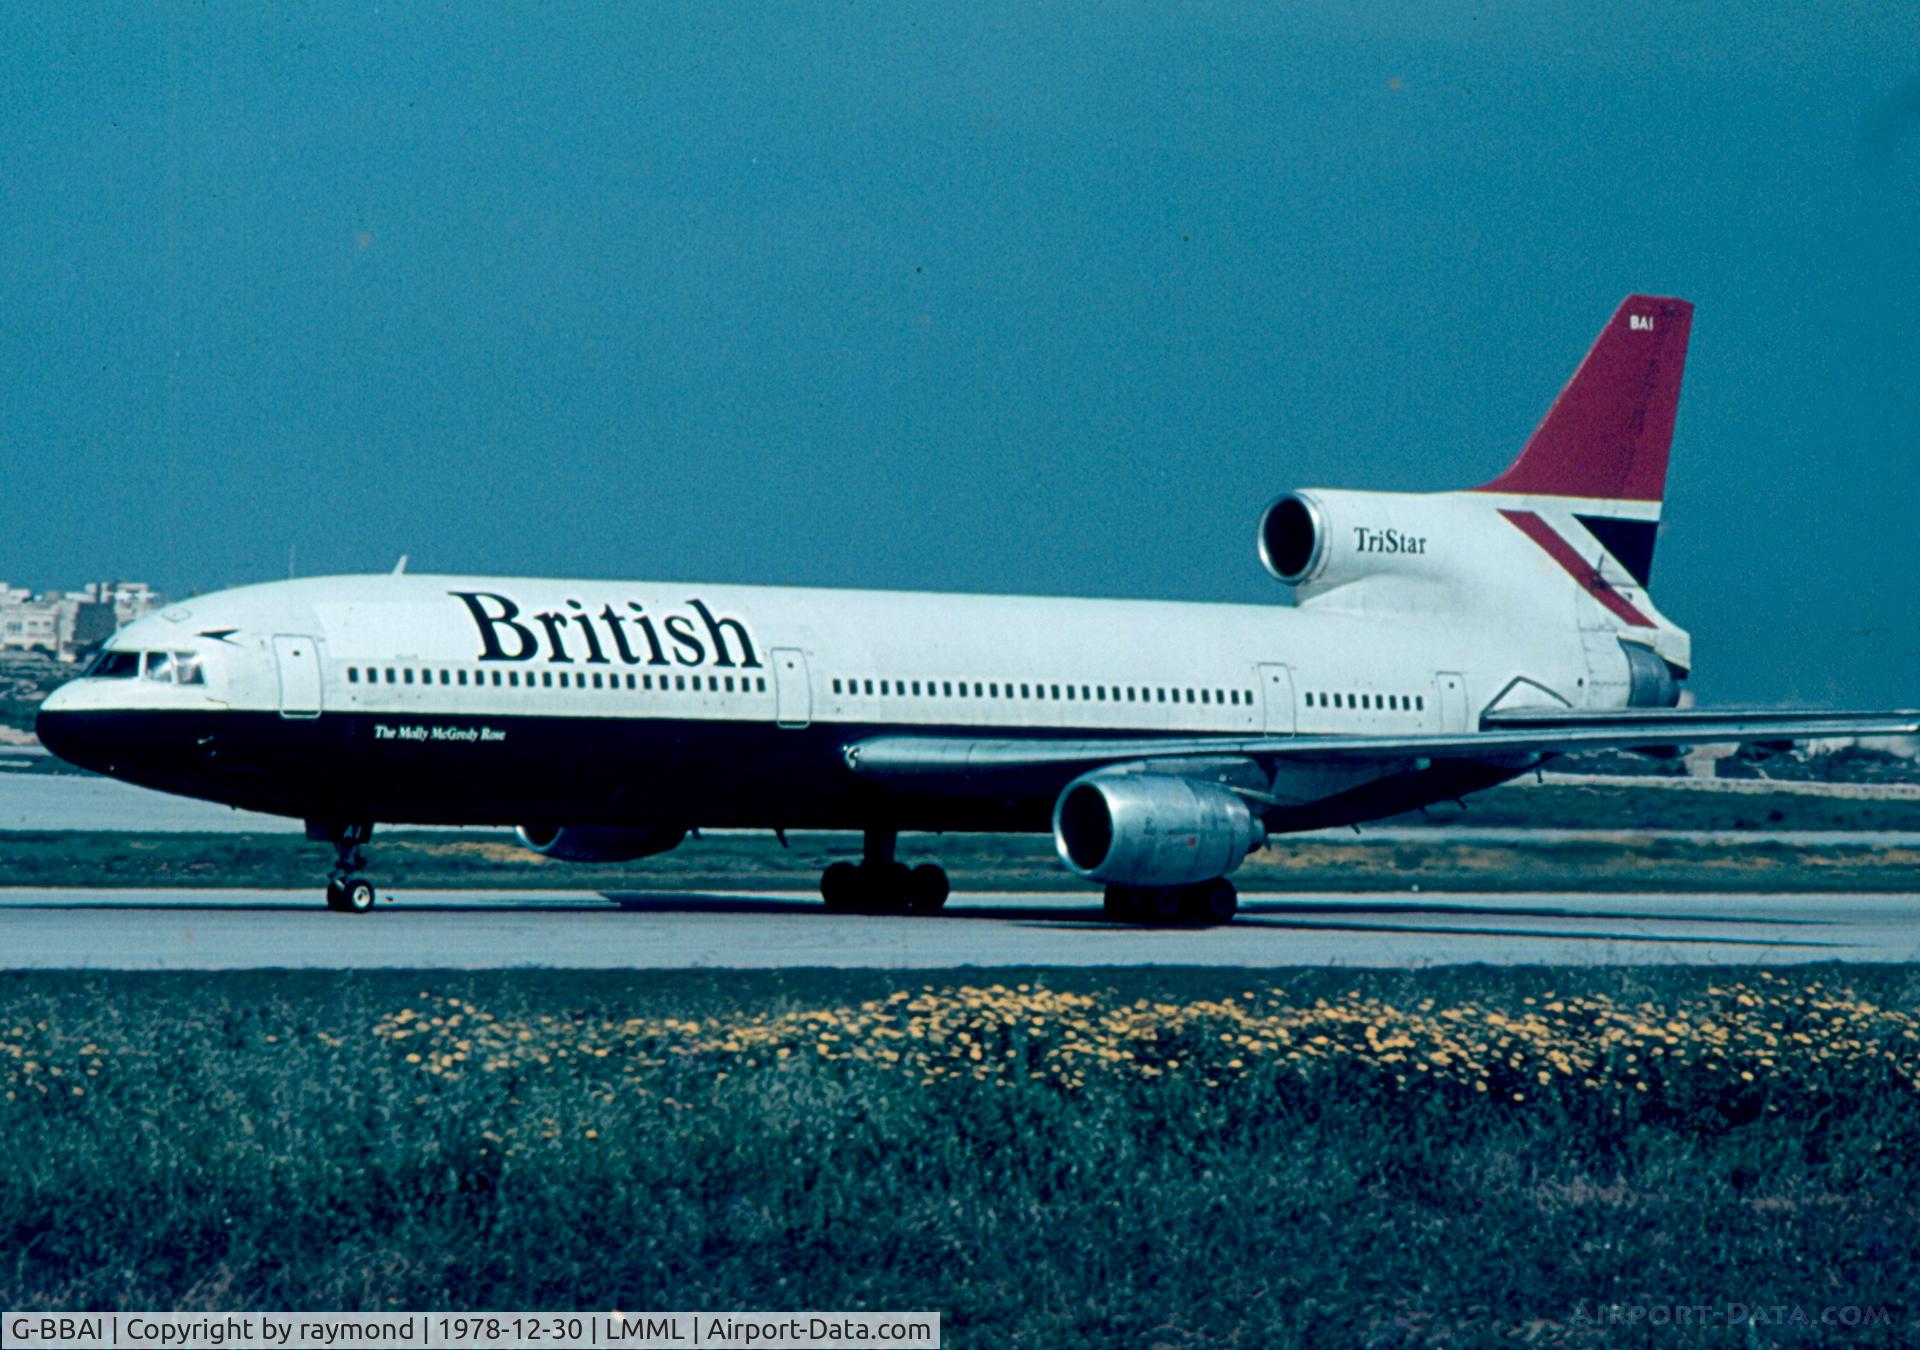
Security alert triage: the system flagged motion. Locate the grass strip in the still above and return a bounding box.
[2,965,1917,1345]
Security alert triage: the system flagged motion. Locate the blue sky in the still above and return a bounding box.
[2,3,1915,705]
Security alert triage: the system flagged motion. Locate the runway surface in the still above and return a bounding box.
[4,887,1918,968]
[0,751,301,831]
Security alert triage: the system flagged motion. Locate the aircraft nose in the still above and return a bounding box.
[35,679,139,775]
[35,684,112,774]
[36,679,228,786]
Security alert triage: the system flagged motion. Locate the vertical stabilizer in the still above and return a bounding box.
[1474,295,1693,504]
[1264,293,1696,673]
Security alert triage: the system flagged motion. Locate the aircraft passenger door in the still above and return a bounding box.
[771,648,811,729]
[1433,671,1468,732]
[1257,664,1297,734]
[273,635,323,720]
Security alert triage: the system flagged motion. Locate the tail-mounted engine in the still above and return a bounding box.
[1253,295,1696,672]
[1257,489,1461,599]
[1253,487,1691,680]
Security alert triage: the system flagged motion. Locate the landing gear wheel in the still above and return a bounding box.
[1183,878,1238,927]
[821,861,860,911]
[1103,885,1143,923]
[314,820,377,914]
[869,861,914,914]
[908,863,950,913]
[1141,886,1184,925]
[1103,881,1236,926]
[821,830,948,916]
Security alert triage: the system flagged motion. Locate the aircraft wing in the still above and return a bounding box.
[843,709,1920,783]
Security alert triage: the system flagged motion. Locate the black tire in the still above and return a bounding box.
[324,879,350,912]
[1103,885,1141,922]
[341,878,376,914]
[1141,887,1184,925]
[907,863,950,913]
[868,861,914,914]
[821,861,860,911]
[1185,878,1238,926]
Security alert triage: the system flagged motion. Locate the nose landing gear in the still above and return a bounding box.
[311,820,378,914]
[325,876,378,914]
[820,829,950,914]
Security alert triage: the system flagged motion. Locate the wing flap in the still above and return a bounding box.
[844,710,1920,782]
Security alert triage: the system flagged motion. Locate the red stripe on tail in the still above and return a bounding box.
[1476,295,1693,503]
[1500,509,1657,628]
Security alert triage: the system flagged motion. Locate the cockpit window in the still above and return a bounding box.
[91,650,208,684]
[89,650,140,679]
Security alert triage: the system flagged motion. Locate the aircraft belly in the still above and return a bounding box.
[48,709,1063,831]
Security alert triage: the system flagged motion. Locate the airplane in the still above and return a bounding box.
[36,294,1918,920]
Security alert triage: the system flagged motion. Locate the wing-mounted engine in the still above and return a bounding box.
[1053,771,1267,886]
[514,824,687,863]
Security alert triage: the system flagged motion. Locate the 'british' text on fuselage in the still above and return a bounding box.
[451,591,762,669]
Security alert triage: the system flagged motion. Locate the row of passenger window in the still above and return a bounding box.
[1307,690,1424,712]
[345,666,769,695]
[831,676,1256,708]
[340,664,1421,714]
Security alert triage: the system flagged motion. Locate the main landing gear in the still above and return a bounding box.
[311,820,378,914]
[819,828,950,915]
[1102,878,1239,927]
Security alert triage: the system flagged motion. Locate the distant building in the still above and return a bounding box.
[0,581,161,661]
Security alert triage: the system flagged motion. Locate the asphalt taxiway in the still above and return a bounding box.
[8,754,1920,846]
[3,887,1917,969]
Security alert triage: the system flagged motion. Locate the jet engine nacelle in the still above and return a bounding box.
[1257,489,1463,598]
[513,824,687,863]
[1053,772,1267,886]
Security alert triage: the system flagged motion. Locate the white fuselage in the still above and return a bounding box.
[55,571,1602,736]
[33,561,1622,835]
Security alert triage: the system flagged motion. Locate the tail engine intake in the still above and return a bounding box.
[1258,493,1324,583]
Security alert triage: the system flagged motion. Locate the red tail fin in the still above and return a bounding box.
[1475,294,1693,503]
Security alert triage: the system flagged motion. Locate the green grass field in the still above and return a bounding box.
[3,966,1916,1345]
[4,826,1919,894]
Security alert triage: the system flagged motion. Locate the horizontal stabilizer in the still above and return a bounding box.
[1476,707,1900,733]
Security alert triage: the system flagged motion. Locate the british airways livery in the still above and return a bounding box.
[36,297,1918,920]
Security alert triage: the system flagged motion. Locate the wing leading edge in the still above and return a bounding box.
[843,709,1920,783]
